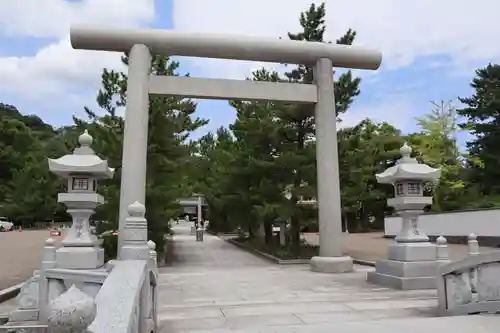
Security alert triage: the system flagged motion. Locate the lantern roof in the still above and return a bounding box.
[375,143,441,185]
[48,130,114,179]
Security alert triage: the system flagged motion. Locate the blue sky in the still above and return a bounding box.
[0,0,498,149]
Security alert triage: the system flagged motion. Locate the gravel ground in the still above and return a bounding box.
[303,232,500,262]
[0,229,63,290]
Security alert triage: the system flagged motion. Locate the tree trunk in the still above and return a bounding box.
[290,216,301,253]
[264,220,273,244]
[372,206,385,231]
[290,128,305,255]
[360,210,370,232]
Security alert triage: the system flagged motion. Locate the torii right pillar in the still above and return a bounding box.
[309,58,353,273]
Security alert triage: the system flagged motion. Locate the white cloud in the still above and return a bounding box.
[340,94,419,132]
[0,0,155,119]
[1,0,498,132]
[172,0,500,131]
[173,0,500,79]
[0,0,154,38]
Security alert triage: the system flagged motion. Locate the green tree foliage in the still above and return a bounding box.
[408,101,469,211]
[338,119,403,231]
[276,2,361,249]
[0,104,68,227]
[457,64,500,196]
[189,127,238,232]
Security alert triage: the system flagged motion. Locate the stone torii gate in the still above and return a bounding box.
[70,25,382,273]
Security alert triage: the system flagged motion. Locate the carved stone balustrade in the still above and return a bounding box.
[437,235,500,316]
[47,285,96,333]
[87,260,151,333]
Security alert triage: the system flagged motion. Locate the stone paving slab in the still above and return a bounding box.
[157,222,445,333]
[180,315,500,333]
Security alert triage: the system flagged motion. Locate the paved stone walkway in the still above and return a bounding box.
[157,222,442,332]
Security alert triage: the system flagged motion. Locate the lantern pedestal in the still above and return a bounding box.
[367,208,439,290]
[367,242,439,290]
[367,197,439,289]
[55,193,105,269]
[56,247,105,270]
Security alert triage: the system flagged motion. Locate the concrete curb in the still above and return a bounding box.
[0,283,23,303]
[225,237,376,267]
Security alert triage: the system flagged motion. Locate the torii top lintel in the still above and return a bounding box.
[70,25,382,70]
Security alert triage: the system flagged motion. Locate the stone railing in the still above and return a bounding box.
[437,234,500,316]
[1,202,158,333]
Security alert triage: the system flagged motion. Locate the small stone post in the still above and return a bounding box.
[148,240,157,264]
[190,215,196,235]
[41,238,57,270]
[37,238,58,322]
[196,226,204,242]
[147,240,158,328]
[148,240,158,274]
[436,236,450,262]
[119,202,149,260]
[468,233,479,256]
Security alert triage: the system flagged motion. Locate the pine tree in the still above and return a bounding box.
[457,63,500,195]
[190,127,237,232]
[278,2,362,250]
[229,69,288,241]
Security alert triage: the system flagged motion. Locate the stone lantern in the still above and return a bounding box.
[367,142,441,290]
[48,130,114,269]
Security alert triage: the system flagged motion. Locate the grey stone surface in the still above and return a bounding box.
[70,25,382,69]
[437,251,500,316]
[373,259,439,278]
[309,255,353,273]
[117,44,151,253]
[87,260,148,333]
[178,315,500,333]
[157,222,444,333]
[366,258,441,289]
[47,285,96,333]
[387,242,437,261]
[0,298,18,318]
[366,270,436,290]
[314,57,344,260]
